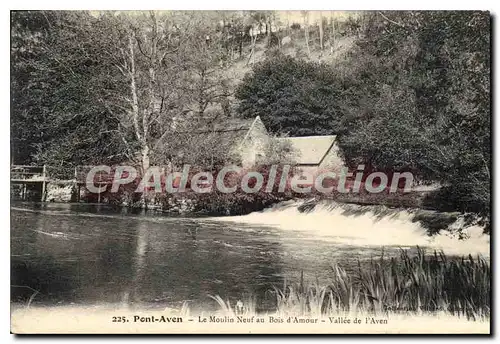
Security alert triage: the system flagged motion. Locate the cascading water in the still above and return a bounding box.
[212,199,490,257]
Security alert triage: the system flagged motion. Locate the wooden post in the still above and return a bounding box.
[41,165,47,202]
[330,12,335,54]
[319,11,324,51]
[74,166,78,203]
[97,171,101,204]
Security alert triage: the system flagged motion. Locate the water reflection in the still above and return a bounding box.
[129,222,148,305]
[11,203,289,310]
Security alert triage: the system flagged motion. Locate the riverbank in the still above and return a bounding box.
[15,195,490,257]
[24,181,489,237]
[29,181,490,233]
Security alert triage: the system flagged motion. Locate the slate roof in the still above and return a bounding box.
[277,135,337,165]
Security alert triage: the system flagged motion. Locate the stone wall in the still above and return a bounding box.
[238,116,270,168]
[163,197,197,214]
[46,183,74,202]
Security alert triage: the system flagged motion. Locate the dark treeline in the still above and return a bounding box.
[11,11,490,219]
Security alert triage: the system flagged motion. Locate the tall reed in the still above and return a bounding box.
[268,248,489,320]
[211,248,489,320]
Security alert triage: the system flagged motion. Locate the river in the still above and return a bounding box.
[10,201,489,313]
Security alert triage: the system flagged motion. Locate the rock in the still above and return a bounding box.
[281,36,292,46]
[46,184,74,202]
[297,199,317,213]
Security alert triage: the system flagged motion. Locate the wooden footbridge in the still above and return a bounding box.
[10,165,111,202]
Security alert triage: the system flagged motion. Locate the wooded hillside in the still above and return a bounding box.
[11,10,490,217]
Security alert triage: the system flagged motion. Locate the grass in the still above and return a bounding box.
[210,248,490,321]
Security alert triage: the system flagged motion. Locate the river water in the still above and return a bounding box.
[10,201,489,312]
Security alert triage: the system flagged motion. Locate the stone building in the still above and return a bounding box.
[179,115,344,172]
[227,116,344,173]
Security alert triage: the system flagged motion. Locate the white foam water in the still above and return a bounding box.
[212,200,490,257]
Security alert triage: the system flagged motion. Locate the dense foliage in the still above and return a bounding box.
[11,11,235,176]
[236,51,345,136]
[339,11,490,216]
[11,11,129,176]
[235,11,490,217]
[11,11,490,218]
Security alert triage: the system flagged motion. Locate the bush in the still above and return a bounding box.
[235,52,344,136]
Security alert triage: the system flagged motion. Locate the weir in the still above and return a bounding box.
[212,199,490,257]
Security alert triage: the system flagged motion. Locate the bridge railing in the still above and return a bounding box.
[11,165,137,184]
[10,165,46,181]
[42,165,103,182]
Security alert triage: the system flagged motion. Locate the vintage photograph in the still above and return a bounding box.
[10,10,490,334]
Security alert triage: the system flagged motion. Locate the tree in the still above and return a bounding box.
[256,135,297,165]
[301,11,310,57]
[235,52,345,136]
[11,11,127,176]
[11,10,54,164]
[329,11,336,53]
[93,11,192,173]
[179,14,233,118]
[11,11,237,176]
[318,11,324,51]
[336,11,490,215]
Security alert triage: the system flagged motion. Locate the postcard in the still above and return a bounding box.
[10,10,491,334]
